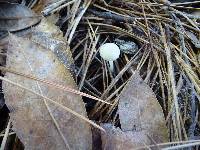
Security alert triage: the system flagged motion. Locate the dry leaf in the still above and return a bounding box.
[0,2,40,32]
[2,34,92,150]
[101,123,154,150]
[100,73,168,150]
[101,123,169,150]
[91,126,102,150]
[118,72,168,142]
[31,18,75,74]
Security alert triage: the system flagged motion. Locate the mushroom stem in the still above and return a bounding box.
[109,61,114,72]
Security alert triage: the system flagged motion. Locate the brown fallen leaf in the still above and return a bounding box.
[101,72,168,150]
[101,123,168,150]
[91,126,102,150]
[0,2,41,32]
[2,34,92,149]
[118,72,168,144]
[101,123,151,150]
[31,18,75,74]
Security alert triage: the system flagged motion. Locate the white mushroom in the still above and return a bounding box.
[99,43,120,72]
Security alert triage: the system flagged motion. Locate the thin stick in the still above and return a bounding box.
[135,139,200,150]
[66,0,92,44]
[0,66,111,105]
[162,141,200,150]
[0,76,105,132]
[0,119,11,150]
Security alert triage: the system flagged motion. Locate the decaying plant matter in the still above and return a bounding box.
[61,0,200,144]
[0,0,200,149]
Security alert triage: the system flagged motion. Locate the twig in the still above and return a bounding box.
[0,66,111,105]
[159,23,182,140]
[0,76,106,132]
[66,0,92,44]
[0,119,11,150]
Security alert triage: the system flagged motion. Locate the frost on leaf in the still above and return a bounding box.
[101,72,168,150]
[0,2,40,32]
[118,72,168,142]
[2,34,92,150]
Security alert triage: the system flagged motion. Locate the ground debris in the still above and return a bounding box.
[2,34,92,150]
[118,72,168,143]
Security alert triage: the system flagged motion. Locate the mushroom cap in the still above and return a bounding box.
[99,43,120,61]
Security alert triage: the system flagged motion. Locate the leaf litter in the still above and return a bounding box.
[3,33,93,149]
[0,0,200,149]
[101,72,168,150]
[0,2,41,32]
